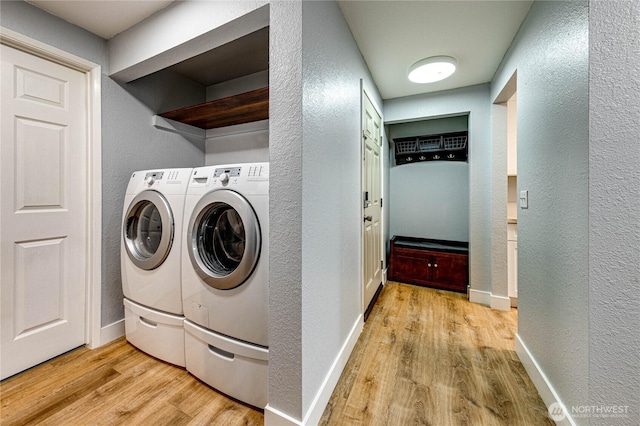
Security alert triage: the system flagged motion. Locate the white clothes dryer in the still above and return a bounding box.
[121,168,191,367]
[182,163,268,408]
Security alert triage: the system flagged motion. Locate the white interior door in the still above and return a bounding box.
[362,92,382,314]
[1,44,88,379]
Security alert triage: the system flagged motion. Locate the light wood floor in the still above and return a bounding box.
[1,282,551,425]
[0,338,263,425]
[320,282,552,425]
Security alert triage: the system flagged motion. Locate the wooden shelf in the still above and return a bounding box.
[158,87,268,130]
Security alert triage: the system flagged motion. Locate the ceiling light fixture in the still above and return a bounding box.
[408,56,457,83]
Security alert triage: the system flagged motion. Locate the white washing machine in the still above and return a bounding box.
[182,163,269,408]
[121,168,192,367]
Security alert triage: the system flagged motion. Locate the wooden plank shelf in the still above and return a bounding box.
[158,87,268,130]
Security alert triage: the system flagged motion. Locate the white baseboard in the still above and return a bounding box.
[468,288,491,306]
[265,314,364,426]
[490,294,511,311]
[100,319,125,346]
[264,405,303,426]
[515,334,576,426]
[469,289,510,312]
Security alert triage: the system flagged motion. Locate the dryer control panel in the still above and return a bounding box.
[213,167,242,178]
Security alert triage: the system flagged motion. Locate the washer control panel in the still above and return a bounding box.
[144,171,163,186]
[144,171,164,180]
[214,167,241,186]
[213,167,242,178]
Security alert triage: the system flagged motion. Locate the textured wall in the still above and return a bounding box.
[384,85,492,293]
[101,71,205,325]
[268,0,304,419]
[388,117,469,242]
[491,0,590,414]
[300,0,382,416]
[268,0,384,420]
[589,1,640,424]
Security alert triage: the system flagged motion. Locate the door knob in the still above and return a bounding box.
[364,215,372,222]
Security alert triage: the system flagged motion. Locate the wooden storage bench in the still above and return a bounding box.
[389,236,468,293]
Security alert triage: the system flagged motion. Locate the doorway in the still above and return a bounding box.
[492,70,518,314]
[0,28,102,379]
[362,90,383,319]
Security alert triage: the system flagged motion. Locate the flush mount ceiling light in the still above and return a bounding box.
[408,56,457,83]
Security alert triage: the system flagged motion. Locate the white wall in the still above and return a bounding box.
[589,1,640,423]
[491,0,590,417]
[388,116,469,243]
[384,85,491,294]
[0,0,205,327]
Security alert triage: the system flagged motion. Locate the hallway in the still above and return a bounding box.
[321,282,552,425]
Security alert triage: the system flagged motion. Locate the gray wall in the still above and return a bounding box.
[268,0,304,418]
[269,0,383,420]
[388,116,469,242]
[385,85,492,294]
[102,71,205,325]
[205,72,270,165]
[0,0,205,327]
[589,1,640,424]
[491,0,590,416]
[0,1,107,69]
[301,0,382,416]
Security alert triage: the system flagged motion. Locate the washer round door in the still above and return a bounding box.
[123,190,174,270]
[188,190,261,290]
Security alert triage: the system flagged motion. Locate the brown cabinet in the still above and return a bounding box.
[389,236,468,293]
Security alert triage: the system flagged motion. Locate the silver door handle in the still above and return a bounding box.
[364,215,372,222]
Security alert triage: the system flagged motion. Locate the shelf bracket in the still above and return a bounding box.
[152,115,206,139]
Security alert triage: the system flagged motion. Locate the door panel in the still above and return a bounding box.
[15,118,65,210]
[362,92,382,313]
[14,238,66,336]
[1,44,87,379]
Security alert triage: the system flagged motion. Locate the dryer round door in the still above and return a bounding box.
[123,190,174,270]
[188,190,261,290]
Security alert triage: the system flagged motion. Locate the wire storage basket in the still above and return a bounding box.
[443,135,467,150]
[394,131,468,165]
[418,136,441,152]
[395,139,418,154]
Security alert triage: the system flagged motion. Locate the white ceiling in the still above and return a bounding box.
[25,0,532,99]
[26,0,174,40]
[338,0,532,99]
